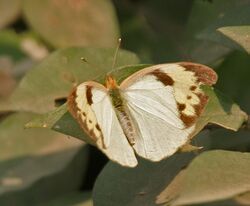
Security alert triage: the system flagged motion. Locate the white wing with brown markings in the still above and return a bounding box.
[68,81,137,167]
[120,63,217,161]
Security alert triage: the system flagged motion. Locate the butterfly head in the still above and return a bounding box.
[106,75,118,90]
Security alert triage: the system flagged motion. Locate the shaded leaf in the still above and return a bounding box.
[156,169,186,204]
[235,191,250,205]
[198,3,250,51]
[209,129,250,152]
[93,153,195,206]
[0,48,139,113]
[0,112,88,205]
[182,0,239,64]
[26,104,92,143]
[115,0,194,62]
[195,86,247,134]
[23,0,120,48]
[40,191,93,206]
[217,26,250,54]
[157,150,250,206]
[215,51,250,113]
[0,0,21,29]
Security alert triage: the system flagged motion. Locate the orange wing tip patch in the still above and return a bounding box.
[178,62,218,86]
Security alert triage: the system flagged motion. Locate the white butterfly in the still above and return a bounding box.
[67,62,217,167]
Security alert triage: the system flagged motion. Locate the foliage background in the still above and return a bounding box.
[0,0,250,205]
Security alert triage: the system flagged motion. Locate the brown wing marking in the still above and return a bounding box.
[67,86,102,143]
[86,85,93,105]
[176,62,217,127]
[177,93,208,127]
[178,62,218,85]
[150,69,174,86]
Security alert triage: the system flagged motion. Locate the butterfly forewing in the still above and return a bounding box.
[120,63,217,161]
[68,81,137,167]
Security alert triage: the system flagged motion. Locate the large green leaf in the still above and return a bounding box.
[115,0,209,63]
[0,0,21,29]
[0,112,88,205]
[22,0,120,48]
[157,150,250,205]
[93,153,195,206]
[217,26,250,54]
[0,48,139,113]
[198,3,250,52]
[181,0,240,64]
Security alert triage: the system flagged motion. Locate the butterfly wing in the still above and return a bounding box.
[120,62,217,161]
[68,81,137,167]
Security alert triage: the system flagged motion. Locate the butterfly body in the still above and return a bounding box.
[68,62,217,167]
[107,78,136,145]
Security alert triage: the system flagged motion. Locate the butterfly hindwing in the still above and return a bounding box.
[68,83,102,143]
[68,82,137,167]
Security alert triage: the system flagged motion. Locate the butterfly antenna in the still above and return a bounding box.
[111,38,122,70]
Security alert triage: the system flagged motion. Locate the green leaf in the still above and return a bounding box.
[0,30,26,61]
[116,0,194,62]
[0,112,89,205]
[0,48,139,113]
[215,51,250,111]
[25,104,92,143]
[93,153,195,206]
[157,150,250,205]
[182,0,239,64]
[217,26,250,54]
[40,192,93,206]
[194,86,247,134]
[198,4,250,51]
[22,0,120,48]
[0,0,21,29]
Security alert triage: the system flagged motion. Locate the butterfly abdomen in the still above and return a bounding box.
[109,88,136,145]
[115,107,136,145]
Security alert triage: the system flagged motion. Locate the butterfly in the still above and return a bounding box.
[67,62,217,167]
